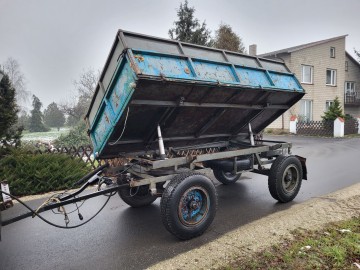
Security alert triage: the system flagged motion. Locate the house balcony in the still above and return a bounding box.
[344,92,360,106]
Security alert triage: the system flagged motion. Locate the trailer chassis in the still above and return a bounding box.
[1,139,306,240]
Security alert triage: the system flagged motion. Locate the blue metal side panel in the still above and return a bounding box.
[92,104,114,151]
[134,52,195,79]
[107,62,135,120]
[192,60,236,83]
[129,50,304,93]
[235,67,272,88]
[90,57,136,155]
[269,72,302,91]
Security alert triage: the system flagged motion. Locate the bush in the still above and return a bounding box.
[0,148,92,196]
[322,97,344,121]
[54,121,91,148]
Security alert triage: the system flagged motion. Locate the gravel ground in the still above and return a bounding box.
[148,182,360,270]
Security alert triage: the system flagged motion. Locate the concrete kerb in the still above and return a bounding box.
[147,182,360,270]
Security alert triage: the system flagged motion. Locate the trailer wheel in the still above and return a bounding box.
[161,172,217,240]
[117,178,157,208]
[268,155,303,203]
[213,170,241,185]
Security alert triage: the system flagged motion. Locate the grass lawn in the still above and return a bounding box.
[21,127,70,142]
[224,216,360,270]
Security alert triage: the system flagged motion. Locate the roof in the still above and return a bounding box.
[346,51,360,69]
[258,35,348,57]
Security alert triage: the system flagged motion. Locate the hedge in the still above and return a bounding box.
[0,148,92,196]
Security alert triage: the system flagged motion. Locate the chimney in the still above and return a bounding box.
[249,44,257,56]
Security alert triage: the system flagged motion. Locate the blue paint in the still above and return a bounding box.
[181,190,204,223]
[90,56,136,155]
[134,51,195,79]
[269,72,302,91]
[236,67,273,88]
[192,60,236,83]
[131,50,303,92]
[92,104,114,152]
[107,61,135,122]
[89,48,304,156]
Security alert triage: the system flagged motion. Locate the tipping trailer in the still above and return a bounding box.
[84,30,307,240]
[0,30,307,241]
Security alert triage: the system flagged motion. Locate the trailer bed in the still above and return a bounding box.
[85,30,305,158]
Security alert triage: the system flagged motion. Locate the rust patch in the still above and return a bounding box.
[105,113,110,124]
[184,67,190,74]
[134,55,144,62]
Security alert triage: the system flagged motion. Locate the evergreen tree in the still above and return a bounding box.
[322,96,344,121]
[213,23,246,53]
[0,74,22,146]
[44,102,65,130]
[29,95,49,132]
[169,0,212,46]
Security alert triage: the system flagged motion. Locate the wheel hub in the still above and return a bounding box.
[178,186,210,226]
[282,165,299,193]
[189,200,200,210]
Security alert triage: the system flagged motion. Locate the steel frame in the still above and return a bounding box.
[0,139,293,230]
[122,140,292,193]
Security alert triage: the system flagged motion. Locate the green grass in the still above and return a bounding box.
[21,127,70,142]
[223,216,360,270]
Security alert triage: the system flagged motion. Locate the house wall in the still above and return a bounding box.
[265,54,292,129]
[267,37,346,130]
[344,54,360,117]
[345,106,360,117]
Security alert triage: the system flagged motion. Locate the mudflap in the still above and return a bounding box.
[296,155,307,180]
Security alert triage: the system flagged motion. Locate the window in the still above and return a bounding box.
[326,69,336,86]
[345,61,348,71]
[301,65,313,84]
[330,47,335,58]
[325,100,334,111]
[299,99,313,122]
[345,81,356,95]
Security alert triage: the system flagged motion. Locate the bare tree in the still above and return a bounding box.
[73,68,100,103]
[59,68,100,125]
[2,57,31,110]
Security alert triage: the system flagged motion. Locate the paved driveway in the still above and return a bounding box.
[1,135,359,270]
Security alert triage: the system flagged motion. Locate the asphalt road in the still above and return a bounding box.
[1,135,360,270]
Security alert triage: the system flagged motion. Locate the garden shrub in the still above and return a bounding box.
[0,148,92,196]
[54,121,91,148]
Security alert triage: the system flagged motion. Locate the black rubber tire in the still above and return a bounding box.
[117,177,157,208]
[160,172,217,240]
[213,169,241,185]
[268,155,303,203]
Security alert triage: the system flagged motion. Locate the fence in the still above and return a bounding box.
[29,144,126,170]
[292,117,360,137]
[344,118,359,135]
[0,144,129,197]
[296,121,333,137]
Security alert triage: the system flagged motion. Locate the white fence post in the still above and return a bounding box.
[289,116,298,134]
[333,117,344,137]
[357,118,360,134]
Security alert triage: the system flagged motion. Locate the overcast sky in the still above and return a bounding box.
[1,0,359,109]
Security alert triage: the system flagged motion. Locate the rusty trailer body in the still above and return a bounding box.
[85,30,304,159]
[81,30,308,240]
